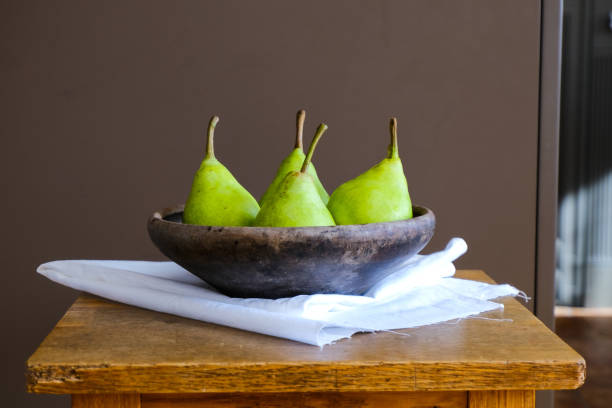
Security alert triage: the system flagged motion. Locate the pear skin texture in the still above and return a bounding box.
[253,171,335,227]
[328,157,413,225]
[259,148,329,208]
[183,157,260,226]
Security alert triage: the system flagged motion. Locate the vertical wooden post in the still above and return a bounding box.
[72,394,140,408]
[469,390,535,407]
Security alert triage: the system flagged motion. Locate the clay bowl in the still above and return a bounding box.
[147,205,435,299]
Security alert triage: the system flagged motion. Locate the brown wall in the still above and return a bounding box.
[1,1,541,406]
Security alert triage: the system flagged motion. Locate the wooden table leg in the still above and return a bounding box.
[72,394,140,408]
[469,390,535,407]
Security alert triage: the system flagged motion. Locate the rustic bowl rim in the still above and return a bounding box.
[149,204,435,232]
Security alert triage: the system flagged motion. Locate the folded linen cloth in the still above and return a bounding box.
[37,238,523,346]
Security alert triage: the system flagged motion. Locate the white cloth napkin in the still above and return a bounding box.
[37,238,523,347]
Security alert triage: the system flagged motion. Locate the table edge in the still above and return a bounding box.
[27,358,586,394]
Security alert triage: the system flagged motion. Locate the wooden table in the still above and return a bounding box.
[27,270,585,407]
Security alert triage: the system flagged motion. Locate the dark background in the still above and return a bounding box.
[1,1,541,406]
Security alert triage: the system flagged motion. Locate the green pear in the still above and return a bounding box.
[183,116,259,226]
[327,118,413,225]
[253,123,335,227]
[259,110,329,207]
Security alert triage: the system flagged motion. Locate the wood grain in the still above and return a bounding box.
[555,313,612,408]
[27,271,585,394]
[469,390,535,407]
[141,391,466,408]
[72,393,140,408]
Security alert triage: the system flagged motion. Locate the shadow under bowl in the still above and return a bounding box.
[147,205,435,299]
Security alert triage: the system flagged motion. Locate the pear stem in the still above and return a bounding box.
[301,123,328,173]
[205,115,219,159]
[295,109,306,150]
[388,117,399,159]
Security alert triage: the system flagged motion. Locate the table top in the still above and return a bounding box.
[27,270,585,395]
